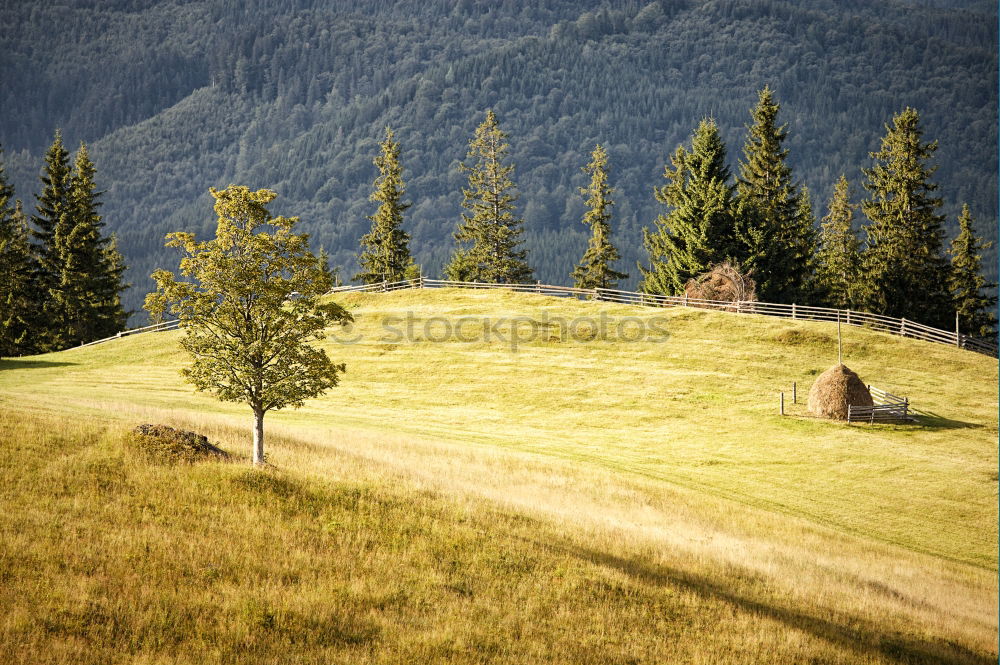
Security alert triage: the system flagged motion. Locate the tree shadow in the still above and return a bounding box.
[549,541,992,665]
[0,358,77,370]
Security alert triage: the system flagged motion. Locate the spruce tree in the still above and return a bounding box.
[947,204,996,338]
[572,144,628,290]
[0,148,34,357]
[734,87,815,303]
[445,110,532,284]
[814,175,861,309]
[859,107,952,327]
[31,131,73,349]
[639,119,736,295]
[354,127,413,284]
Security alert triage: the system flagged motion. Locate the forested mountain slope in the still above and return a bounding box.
[1,0,995,319]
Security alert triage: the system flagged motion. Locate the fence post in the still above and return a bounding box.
[792,382,797,404]
[736,300,742,314]
[900,317,906,335]
[792,303,797,319]
[536,279,541,294]
[955,312,960,347]
[779,392,785,415]
[846,310,851,326]
[683,293,688,307]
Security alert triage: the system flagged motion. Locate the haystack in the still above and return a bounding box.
[807,364,873,421]
[684,261,756,304]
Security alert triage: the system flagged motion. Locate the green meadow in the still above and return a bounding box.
[1,288,996,663]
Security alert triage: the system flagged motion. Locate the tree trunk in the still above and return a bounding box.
[252,407,265,466]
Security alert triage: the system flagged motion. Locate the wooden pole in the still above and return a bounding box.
[779,392,785,415]
[838,314,843,365]
[955,311,960,347]
[792,381,797,404]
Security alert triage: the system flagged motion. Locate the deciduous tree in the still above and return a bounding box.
[145,186,352,466]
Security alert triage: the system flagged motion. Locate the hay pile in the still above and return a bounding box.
[684,261,757,303]
[807,364,873,421]
[131,424,229,464]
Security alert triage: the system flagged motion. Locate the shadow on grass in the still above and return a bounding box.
[0,358,77,370]
[558,543,992,665]
[912,411,983,430]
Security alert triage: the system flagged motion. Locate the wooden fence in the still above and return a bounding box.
[848,385,915,424]
[70,276,998,357]
[328,277,999,358]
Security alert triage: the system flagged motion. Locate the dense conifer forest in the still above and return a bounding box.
[1,0,995,321]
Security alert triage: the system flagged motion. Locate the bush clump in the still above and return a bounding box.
[131,424,230,464]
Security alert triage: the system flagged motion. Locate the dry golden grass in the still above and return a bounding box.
[0,288,996,663]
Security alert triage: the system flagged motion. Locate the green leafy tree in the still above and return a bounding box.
[735,87,815,303]
[640,119,736,295]
[947,204,996,338]
[814,175,861,309]
[0,147,34,357]
[145,186,353,466]
[354,127,413,284]
[858,107,952,327]
[445,110,532,284]
[572,144,628,290]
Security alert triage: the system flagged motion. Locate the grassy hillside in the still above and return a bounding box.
[1,289,996,663]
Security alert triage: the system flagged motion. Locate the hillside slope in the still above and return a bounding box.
[2,0,996,316]
[0,289,996,662]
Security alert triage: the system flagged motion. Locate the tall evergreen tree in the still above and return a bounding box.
[354,127,415,284]
[947,204,996,338]
[31,131,73,348]
[32,139,127,349]
[814,175,861,309]
[639,119,736,295]
[0,147,34,357]
[735,87,815,303]
[859,107,952,327]
[445,110,532,284]
[572,144,628,290]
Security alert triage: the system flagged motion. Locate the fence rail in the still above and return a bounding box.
[847,385,915,423]
[70,276,998,357]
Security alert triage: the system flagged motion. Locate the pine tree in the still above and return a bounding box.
[354,127,413,284]
[639,119,736,295]
[814,175,861,309]
[859,107,952,327]
[947,204,996,338]
[734,87,814,303]
[53,144,128,347]
[31,131,73,349]
[0,147,34,357]
[31,140,127,350]
[572,144,628,290]
[445,110,532,284]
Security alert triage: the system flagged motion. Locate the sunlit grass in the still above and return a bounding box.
[1,288,996,663]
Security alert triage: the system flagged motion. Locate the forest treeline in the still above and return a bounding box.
[352,101,996,337]
[1,0,995,323]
